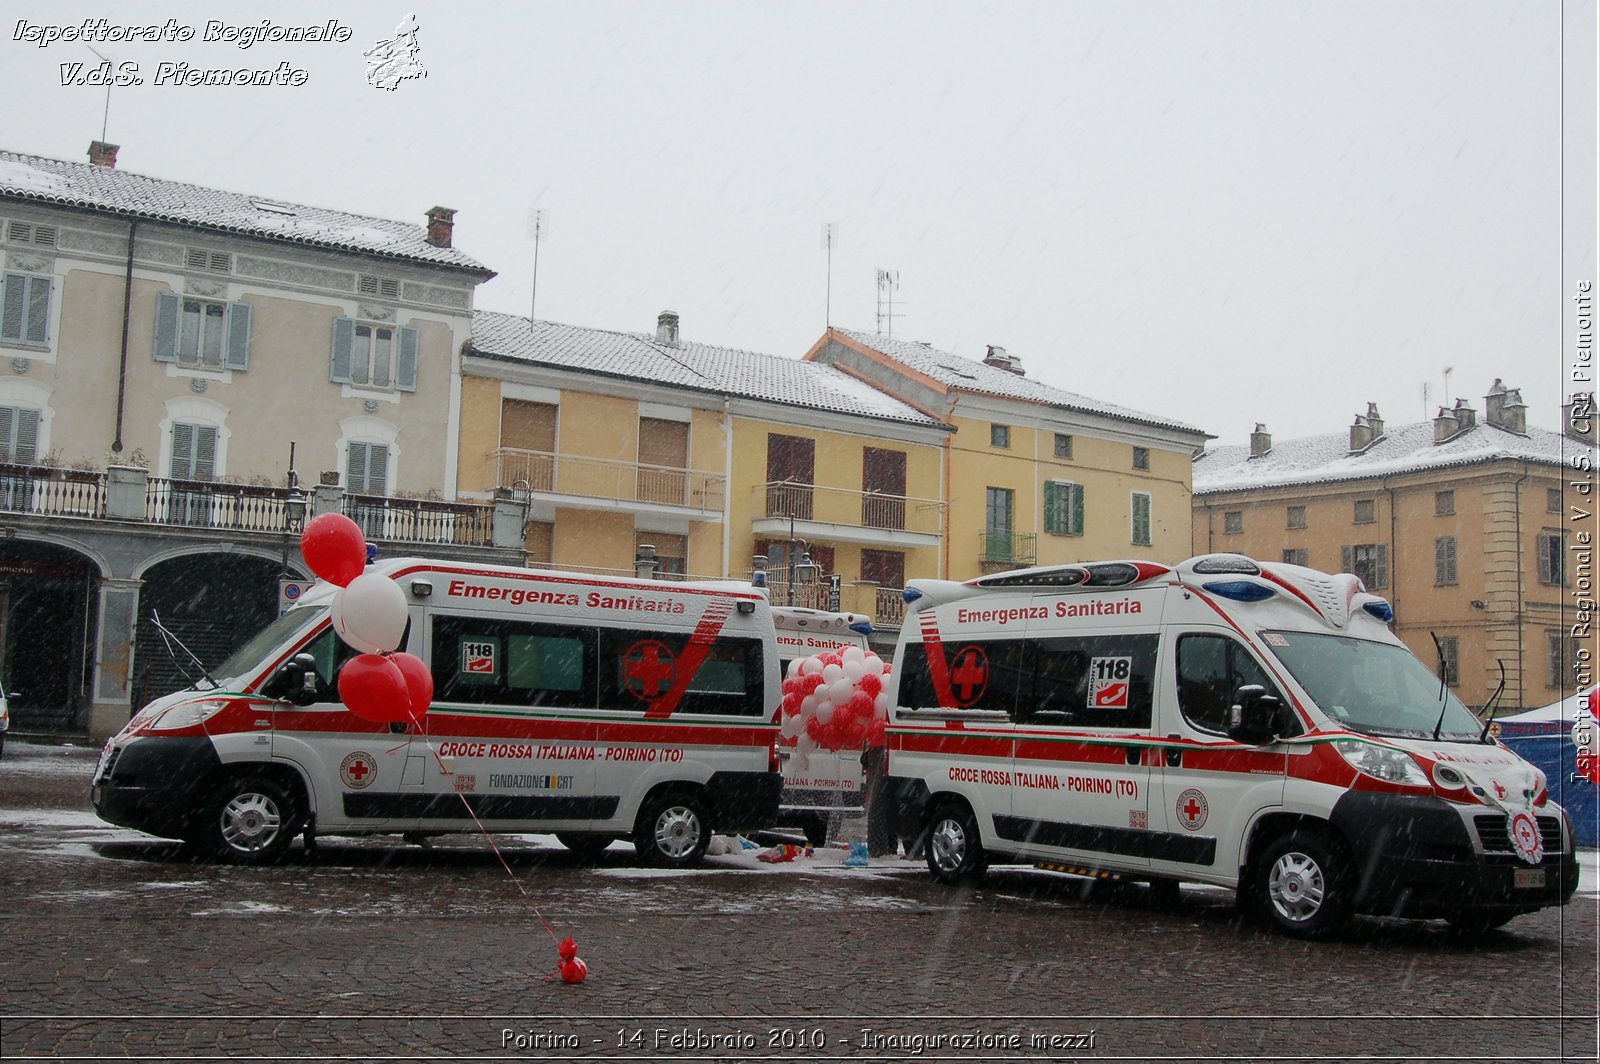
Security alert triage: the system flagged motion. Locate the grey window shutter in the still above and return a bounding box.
[15,409,38,464]
[368,443,389,496]
[345,441,365,492]
[1340,546,1353,574]
[0,407,13,462]
[330,317,355,383]
[1538,537,1554,584]
[23,276,50,344]
[154,292,181,363]
[194,426,217,481]
[224,301,252,371]
[396,325,419,392]
[1375,545,1389,589]
[0,274,21,342]
[171,422,194,478]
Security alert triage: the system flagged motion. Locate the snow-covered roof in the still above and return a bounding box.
[0,149,492,275]
[469,311,945,428]
[829,328,1205,436]
[1194,417,1588,494]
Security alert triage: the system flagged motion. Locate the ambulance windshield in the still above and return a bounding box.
[212,606,329,688]
[1261,630,1483,741]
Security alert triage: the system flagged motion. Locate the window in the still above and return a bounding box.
[860,549,905,589]
[153,292,251,370]
[0,271,52,347]
[598,627,766,716]
[1282,548,1309,567]
[0,406,40,464]
[500,399,557,491]
[6,222,58,248]
[1287,505,1306,529]
[637,418,690,506]
[331,318,418,391]
[1053,433,1073,459]
[637,532,687,577]
[984,487,1015,559]
[1434,536,1457,586]
[1132,446,1149,470]
[185,248,232,273]
[1437,635,1460,687]
[1549,487,1563,514]
[766,434,815,519]
[1341,543,1388,589]
[1026,633,1160,729]
[1538,529,1566,586]
[358,274,401,299]
[1354,499,1376,524]
[432,616,596,709]
[990,424,1011,448]
[1549,630,1581,687]
[1435,490,1455,516]
[1177,634,1288,736]
[862,447,907,530]
[895,638,1026,716]
[1223,511,1243,535]
[168,422,218,526]
[1044,481,1084,537]
[1131,491,1152,546]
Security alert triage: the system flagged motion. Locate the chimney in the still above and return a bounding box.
[1452,398,1476,431]
[655,310,680,345]
[1433,406,1460,443]
[1364,402,1384,440]
[424,206,455,248]
[88,141,119,168]
[983,344,1011,370]
[1565,392,1596,445]
[1484,379,1527,433]
[1349,414,1373,453]
[1249,423,1272,459]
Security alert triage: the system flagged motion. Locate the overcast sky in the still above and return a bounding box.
[3,1,1593,445]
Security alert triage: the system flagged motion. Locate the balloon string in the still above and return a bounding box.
[406,709,560,944]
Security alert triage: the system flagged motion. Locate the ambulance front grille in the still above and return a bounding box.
[1472,814,1563,855]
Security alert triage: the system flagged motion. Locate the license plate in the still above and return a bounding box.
[1513,867,1545,889]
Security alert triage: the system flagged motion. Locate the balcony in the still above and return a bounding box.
[755,481,942,548]
[979,530,1037,570]
[0,463,106,518]
[493,448,725,517]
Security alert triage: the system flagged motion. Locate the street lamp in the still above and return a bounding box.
[787,511,818,607]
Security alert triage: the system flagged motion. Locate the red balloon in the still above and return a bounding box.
[558,935,579,961]
[389,651,433,722]
[339,654,409,723]
[859,673,884,699]
[803,674,827,696]
[558,956,588,984]
[847,691,875,718]
[818,652,843,667]
[301,512,367,587]
[866,719,888,747]
[804,715,824,742]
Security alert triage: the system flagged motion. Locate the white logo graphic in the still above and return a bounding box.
[364,13,426,91]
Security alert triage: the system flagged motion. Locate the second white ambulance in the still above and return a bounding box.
[885,554,1579,936]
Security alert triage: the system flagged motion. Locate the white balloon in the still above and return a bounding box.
[814,699,835,724]
[821,663,845,684]
[800,656,824,676]
[780,714,803,739]
[864,653,885,674]
[800,693,819,717]
[874,692,889,714]
[333,573,408,655]
[823,678,849,705]
[791,750,811,773]
[786,658,803,680]
[841,660,866,683]
[796,732,817,755]
[841,646,866,664]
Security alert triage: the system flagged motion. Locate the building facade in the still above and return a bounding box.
[1192,382,1595,713]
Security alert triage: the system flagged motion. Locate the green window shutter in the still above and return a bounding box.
[0,274,22,342]
[23,275,50,344]
[224,301,252,371]
[154,292,181,362]
[1044,482,1062,535]
[1069,483,1084,536]
[330,317,355,383]
[396,325,419,392]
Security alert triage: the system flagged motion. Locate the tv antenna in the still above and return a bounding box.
[821,223,837,327]
[876,269,903,338]
[86,45,115,142]
[526,208,550,325]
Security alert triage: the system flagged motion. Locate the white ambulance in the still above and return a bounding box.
[770,607,875,844]
[92,559,783,867]
[885,554,1580,937]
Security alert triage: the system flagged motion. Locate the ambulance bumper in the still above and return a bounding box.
[90,737,221,841]
[1330,792,1580,919]
[705,770,783,832]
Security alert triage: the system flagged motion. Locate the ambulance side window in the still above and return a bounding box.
[895,639,1024,714]
[1176,634,1287,736]
[597,628,767,717]
[298,627,360,705]
[1022,634,1158,729]
[430,616,597,709]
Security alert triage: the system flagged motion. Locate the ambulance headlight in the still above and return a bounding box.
[1334,741,1429,787]
[146,700,229,731]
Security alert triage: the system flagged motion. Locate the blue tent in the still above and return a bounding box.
[1499,689,1598,848]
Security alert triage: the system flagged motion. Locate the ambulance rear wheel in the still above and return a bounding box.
[926,801,987,884]
[634,790,711,867]
[192,774,303,865]
[1251,830,1352,938]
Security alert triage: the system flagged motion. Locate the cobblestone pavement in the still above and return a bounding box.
[0,741,1595,1062]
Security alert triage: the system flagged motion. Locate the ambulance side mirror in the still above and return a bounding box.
[263,653,320,707]
[1227,684,1282,745]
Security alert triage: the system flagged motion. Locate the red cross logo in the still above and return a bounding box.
[347,759,370,783]
[950,645,989,707]
[1183,797,1202,820]
[1176,788,1208,830]
[340,752,377,790]
[623,640,677,701]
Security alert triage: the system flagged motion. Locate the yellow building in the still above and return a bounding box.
[805,329,1211,578]
[1192,383,1595,713]
[461,311,949,629]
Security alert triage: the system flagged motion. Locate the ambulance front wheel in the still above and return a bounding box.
[557,833,616,861]
[191,773,304,865]
[634,789,711,868]
[1251,830,1353,938]
[926,800,987,884]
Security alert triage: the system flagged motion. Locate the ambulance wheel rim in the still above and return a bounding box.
[1267,850,1326,923]
[652,805,702,860]
[220,791,282,852]
[930,816,969,875]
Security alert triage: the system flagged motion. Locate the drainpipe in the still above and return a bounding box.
[721,398,733,579]
[943,395,960,579]
[1382,474,1398,621]
[1513,462,1530,711]
[112,219,137,453]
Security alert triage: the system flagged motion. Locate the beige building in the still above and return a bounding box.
[1192,382,1595,713]
[805,329,1211,578]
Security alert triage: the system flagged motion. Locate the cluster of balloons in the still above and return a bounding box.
[777,646,890,772]
[300,513,432,725]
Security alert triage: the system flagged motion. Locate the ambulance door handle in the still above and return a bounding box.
[1165,735,1182,768]
[1124,747,1140,766]
[389,721,408,735]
